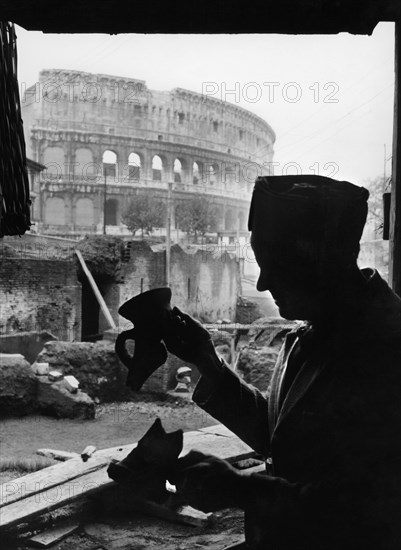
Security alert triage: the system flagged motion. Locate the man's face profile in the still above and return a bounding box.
[250,231,322,321]
[248,175,368,322]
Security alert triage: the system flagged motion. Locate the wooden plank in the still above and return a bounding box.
[0,424,253,530]
[36,449,80,462]
[2,425,251,509]
[0,455,110,507]
[0,467,111,529]
[182,424,254,462]
[203,322,293,330]
[74,249,116,329]
[79,424,253,462]
[2,444,141,508]
[28,522,79,547]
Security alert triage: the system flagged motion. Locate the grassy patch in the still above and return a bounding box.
[0,456,54,473]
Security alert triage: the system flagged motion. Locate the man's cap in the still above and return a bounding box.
[248,175,369,253]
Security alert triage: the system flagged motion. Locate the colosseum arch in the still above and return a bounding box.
[193,161,203,185]
[102,150,118,181]
[43,146,64,179]
[75,198,94,226]
[128,152,142,180]
[177,111,185,125]
[238,210,247,231]
[225,208,235,231]
[75,148,95,181]
[174,158,183,183]
[223,161,240,186]
[105,198,118,226]
[152,155,164,181]
[207,162,220,185]
[45,197,65,225]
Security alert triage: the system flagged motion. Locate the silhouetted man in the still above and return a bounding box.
[165,175,401,550]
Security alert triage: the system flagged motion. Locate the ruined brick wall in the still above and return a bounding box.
[0,258,81,340]
[170,245,239,321]
[118,241,164,327]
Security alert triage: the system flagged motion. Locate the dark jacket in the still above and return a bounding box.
[193,269,401,550]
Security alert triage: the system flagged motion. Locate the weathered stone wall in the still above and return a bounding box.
[117,241,240,323]
[0,258,81,340]
[0,330,58,364]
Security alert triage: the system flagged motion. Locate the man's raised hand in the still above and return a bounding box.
[163,307,215,365]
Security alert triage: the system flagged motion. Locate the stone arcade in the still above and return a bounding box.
[21,69,276,240]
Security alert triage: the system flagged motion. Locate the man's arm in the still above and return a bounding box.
[192,348,270,458]
[163,307,271,457]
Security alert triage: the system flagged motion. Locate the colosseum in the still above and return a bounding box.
[22,69,276,241]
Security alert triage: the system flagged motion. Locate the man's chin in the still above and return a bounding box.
[277,302,306,321]
[277,306,297,320]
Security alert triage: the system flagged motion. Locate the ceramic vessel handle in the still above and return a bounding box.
[115,328,136,367]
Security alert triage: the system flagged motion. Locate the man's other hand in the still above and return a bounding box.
[169,450,246,512]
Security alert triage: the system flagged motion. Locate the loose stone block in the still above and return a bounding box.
[48,370,64,382]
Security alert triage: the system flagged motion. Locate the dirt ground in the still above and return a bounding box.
[1,398,246,549]
[3,508,245,550]
[0,396,217,461]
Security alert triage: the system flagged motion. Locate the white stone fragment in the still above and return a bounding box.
[63,375,80,393]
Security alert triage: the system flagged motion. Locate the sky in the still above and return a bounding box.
[15,23,395,186]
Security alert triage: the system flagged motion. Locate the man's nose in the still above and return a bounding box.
[256,269,270,292]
